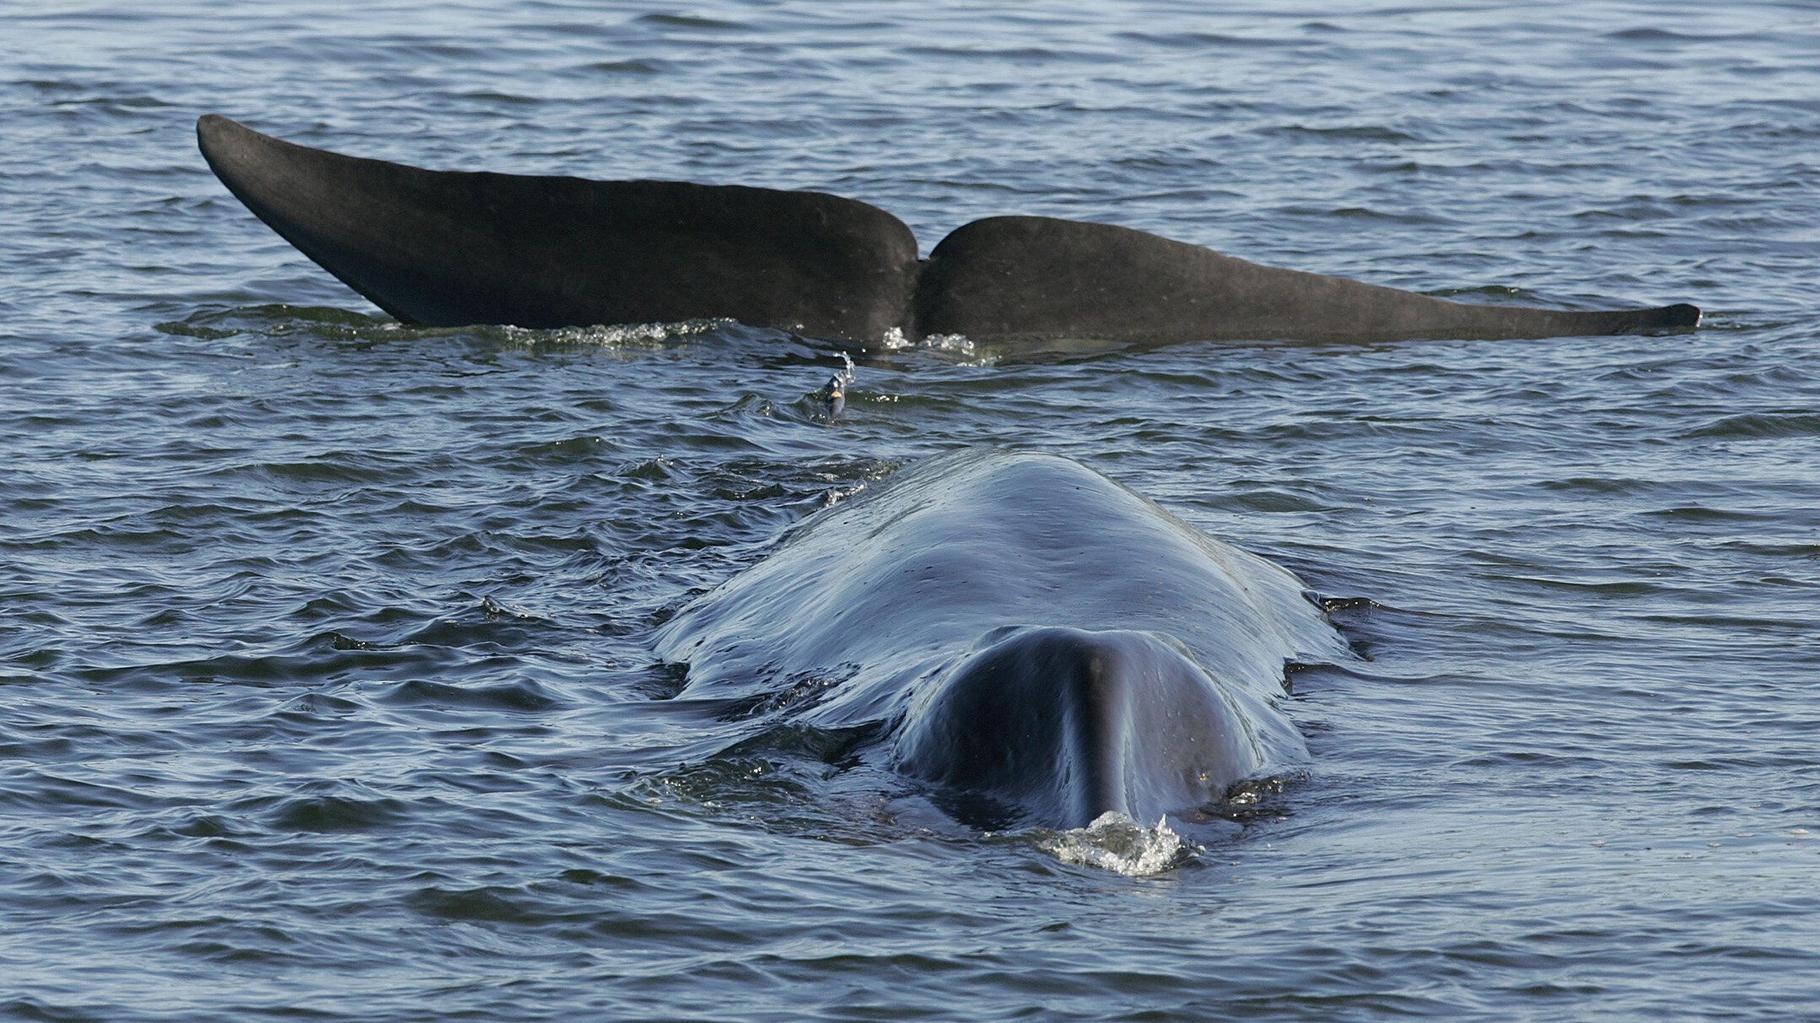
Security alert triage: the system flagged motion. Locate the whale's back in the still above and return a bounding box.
[657,450,1345,744]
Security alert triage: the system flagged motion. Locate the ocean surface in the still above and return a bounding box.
[3,1,1817,1019]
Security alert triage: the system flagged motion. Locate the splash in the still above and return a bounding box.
[495,318,734,348]
[918,332,977,354]
[814,352,857,420]
[879,327,978,356]
[1034,812,1198,876]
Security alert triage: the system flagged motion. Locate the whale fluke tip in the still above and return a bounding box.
[196,113,235,145]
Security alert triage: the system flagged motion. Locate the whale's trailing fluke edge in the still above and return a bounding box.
[197,115,1700,345]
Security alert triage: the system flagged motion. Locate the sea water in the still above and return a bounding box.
[3,2,1817,1019]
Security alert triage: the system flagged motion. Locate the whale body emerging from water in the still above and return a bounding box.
[655,449,1350,830]
[196,115,1699,346]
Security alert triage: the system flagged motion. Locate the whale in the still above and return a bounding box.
[654,449,1351,830]
[196,115,1700,346]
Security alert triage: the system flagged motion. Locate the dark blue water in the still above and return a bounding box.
[4,2,1818,1019]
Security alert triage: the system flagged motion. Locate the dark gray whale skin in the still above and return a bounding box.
[196,115,916,338]
[197,115,1699,345]
[654,449,1351,830]
[897,626,1271,829]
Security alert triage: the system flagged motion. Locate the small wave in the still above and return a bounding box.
[405,884,543,923]
[616,456,675,481]
[1033,812,1198,876]
[153,303,389,339]
[379,678,561,712]
[267,793,405,832]
[1271,124,1421,143]
[513,434,610,461]
[716,721,876,762]
[708,393,782,423]
[446,88,540,106]
[1277,203,1453,226]
[580,58,667,74]
[903,45,1088,62]
[51,92,178,110]
[1683,412,1820,439]
[1604,27,1726,42]
[1116,30,1297,50]
[634,13,744,31]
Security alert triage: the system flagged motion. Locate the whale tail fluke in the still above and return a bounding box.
[198,115,1700,346]
[916,215,1701,343]
[195,114,918,340]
